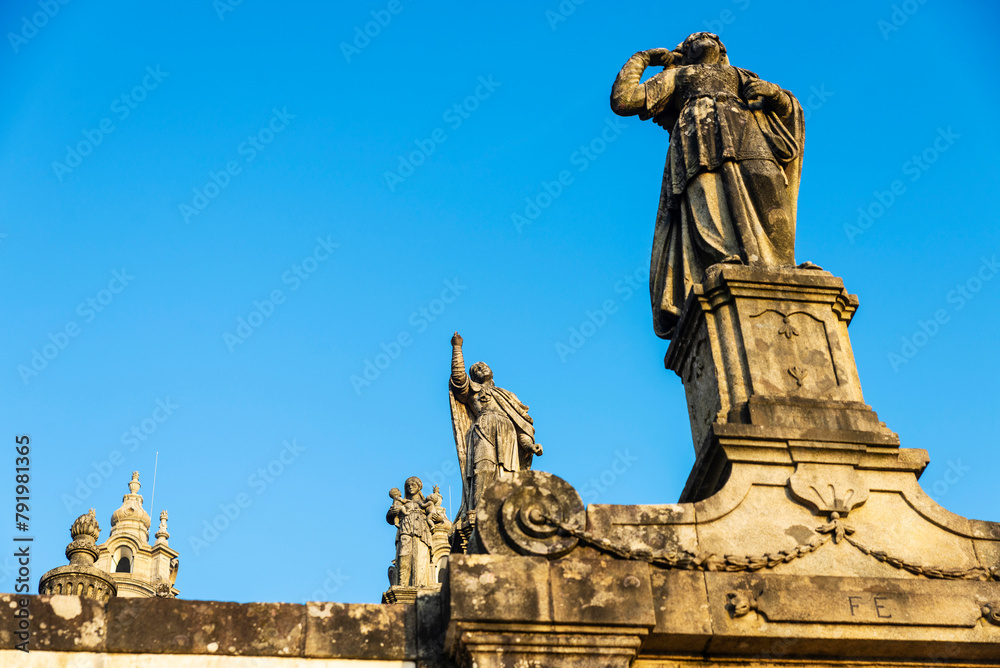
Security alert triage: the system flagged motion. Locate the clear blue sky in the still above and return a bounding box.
[2,1,998,604]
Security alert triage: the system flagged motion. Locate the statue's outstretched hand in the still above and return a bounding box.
[451,332,463,347]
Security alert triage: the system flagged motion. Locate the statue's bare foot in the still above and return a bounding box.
[797,261,823,270]
[720,254,743,265]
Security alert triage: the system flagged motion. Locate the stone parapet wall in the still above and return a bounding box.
[5,557,1000,667]
[0,594,442,666]
[0,653,414,667]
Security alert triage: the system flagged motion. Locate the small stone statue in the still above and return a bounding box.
[421,485,452,531]
[611,32,807,339]
[449,332,542,520]
[385,477,434,588]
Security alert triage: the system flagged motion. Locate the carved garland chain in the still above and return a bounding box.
[544,512,1000,582]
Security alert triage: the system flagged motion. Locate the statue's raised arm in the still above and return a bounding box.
[611,32,809,340]
[610,47,681,118]
[450,332,471,403]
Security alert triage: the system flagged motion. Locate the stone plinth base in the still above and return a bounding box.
[665,264,897,495]
[38,564,117,602]
[446,554,652,668]
[382,584,440,605]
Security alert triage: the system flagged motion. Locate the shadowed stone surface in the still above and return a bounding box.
[447,554,551,623]
[0,594,106,652]
[549,558,654,627]
[414,589,448,666]
[106,598,304,656]
[645,569,712,653]
[306,601,416,660]
[0,594,424,662]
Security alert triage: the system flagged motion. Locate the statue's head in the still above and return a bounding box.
[680,32,727,65]
[389,487,402,500]
[404,476,422,498]
[469,361,493,384]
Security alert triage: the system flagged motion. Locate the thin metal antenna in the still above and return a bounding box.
[150,451,159,514]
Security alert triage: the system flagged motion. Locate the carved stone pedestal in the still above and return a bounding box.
[665,264,899,500]
[446,554,653,668]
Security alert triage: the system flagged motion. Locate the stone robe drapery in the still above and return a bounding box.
[643,63,804,338]
[467,408,517,510]
[450,377,535,516]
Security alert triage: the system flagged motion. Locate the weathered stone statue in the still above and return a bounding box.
[385,477,434,589]
[449,332,541,520]
[421,484,451,531]
[611,32,806,339]
[383,477,454,603]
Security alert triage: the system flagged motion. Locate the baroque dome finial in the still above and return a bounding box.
[111,471,150,532]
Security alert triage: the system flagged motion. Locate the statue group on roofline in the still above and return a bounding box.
[384,333,543,595]
[384,31,819,598]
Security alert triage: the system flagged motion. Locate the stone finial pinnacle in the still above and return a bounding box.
[155,510,170,545]
[66,508,101,565]
[111,471,151,534]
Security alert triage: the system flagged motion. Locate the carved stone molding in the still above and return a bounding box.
[451,623,646,668]
[552,497,998,582]
[788,463,870,516]
[722,576,994,628]
[475,471,584,558]
[726,589,758,617]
